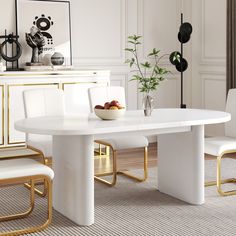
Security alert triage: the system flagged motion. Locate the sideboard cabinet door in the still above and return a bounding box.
[7,83,59,145]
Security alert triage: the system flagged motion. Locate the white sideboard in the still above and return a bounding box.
[0,70,110,147]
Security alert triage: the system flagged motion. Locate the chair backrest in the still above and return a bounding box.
[88,86,126,112]
[23,88,65,118]
[225,88,236,137]
[23,88,65,145]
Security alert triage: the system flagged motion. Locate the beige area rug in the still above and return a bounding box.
[1,159,236,236]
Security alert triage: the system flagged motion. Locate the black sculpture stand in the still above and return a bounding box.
[0,30,22,71]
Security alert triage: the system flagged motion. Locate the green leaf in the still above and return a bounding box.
[128,41,136,44]
[131,35,142,40]
[141,62,151,68]
[125,48,134,52]
[130,58,135,67]
[128,35,135,40]
[132,75,142,80]
[148,48,160,57]
[173,52,181,62]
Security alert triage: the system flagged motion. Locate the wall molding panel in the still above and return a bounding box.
[200,0,226,66]
[201,74,226,136]
[201,74,226,109]
[191,0,226,135]
[138,0,182,65]
[72,0,127,66]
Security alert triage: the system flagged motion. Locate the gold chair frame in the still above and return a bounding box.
[94,140,148,186]
[0,175,52,236]
[94,143,110,158]
[205,150,236,196]
[0,146,49,198]
[24,145,52,197]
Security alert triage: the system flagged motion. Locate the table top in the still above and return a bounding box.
[14,109,231,136]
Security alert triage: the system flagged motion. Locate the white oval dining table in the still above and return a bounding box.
[15,109,230,226]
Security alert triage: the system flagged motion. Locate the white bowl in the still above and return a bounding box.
[94,108,126,120]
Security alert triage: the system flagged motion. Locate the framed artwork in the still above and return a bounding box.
[15,0,72,67]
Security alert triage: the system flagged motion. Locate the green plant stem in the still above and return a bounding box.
[133,43,145,79]
[151,55,158,78]
[156,53,169,65]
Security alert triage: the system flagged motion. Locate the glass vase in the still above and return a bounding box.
[143,93,154,116]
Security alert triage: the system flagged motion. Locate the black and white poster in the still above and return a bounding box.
[16,0,72,67]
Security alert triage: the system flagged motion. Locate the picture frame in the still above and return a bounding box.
[15,0,72,67]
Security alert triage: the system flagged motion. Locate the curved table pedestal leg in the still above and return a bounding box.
[52,135,94,226]
[158,125,204,205]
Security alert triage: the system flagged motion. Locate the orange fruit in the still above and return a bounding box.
[109,106,119,110]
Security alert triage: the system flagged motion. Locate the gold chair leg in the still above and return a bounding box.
[105,146,110,156]
[94,143,110,158]
[95,149,117,186]
[24,146,49,197]
[0,180,35,222]
[95,146,148,186]
[118,146,148,182]
[24,179,47,197]
[205,153,236,196]
[0,176,52,236]
[217,155,236,196]
[205,178,236,187]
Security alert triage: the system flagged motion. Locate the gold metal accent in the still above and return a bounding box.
[94,140,148,186]
[7,83,59,145]
[0,174,52,236]
[24,145,52,197]
[0,85,4,146]
[205,150,236,196]
[61,81,97,90]
[94,143,110,158]
[0,144,26,149]
[0,144,50,197]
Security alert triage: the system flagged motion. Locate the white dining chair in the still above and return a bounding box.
[0,158,54,235]
[88,86,148,186]
[205,88,236,196]
[23,88,65,196]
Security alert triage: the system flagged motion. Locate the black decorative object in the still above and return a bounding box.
[0,30,22,71]
[25,26,45,64]
[170,13,193,108]
[33,14,54,45]
[51,52,64,65]
[169,51,181,66]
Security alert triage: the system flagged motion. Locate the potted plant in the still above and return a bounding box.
[125,35,170,116]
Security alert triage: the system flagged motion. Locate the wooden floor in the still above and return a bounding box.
[94,142,220,174]
[94,142,157,174]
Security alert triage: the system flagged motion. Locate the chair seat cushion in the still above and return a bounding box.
[27,135,52,158]
[97,136,148,150]
[205,136,236,156]
[0,158,54,180]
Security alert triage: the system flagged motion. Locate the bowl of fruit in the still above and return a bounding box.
[94,100,126,120]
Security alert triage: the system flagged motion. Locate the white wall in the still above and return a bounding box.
[191,0,226,136]
[0,0,227,135]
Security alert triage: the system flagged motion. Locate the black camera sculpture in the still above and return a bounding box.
[0,30,22,71]
[169,13,193,108]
